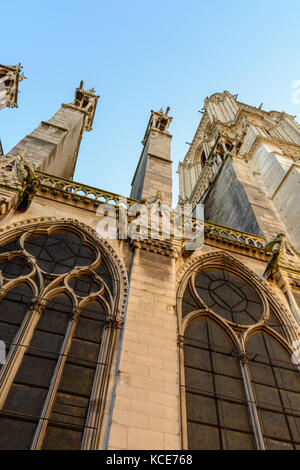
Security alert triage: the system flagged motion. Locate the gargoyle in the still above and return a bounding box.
[16,161,40,212]
[263,233,285,280]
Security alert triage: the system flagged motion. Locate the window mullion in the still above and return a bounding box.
[30,309,77,450]
[81,319,122,450]
[0,299,42,410]
[239,353,265,450]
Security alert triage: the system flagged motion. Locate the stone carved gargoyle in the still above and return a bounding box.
[16,162,40,212]
[11,151,40,212]
[263,233,285,280]
[263,233,300,280]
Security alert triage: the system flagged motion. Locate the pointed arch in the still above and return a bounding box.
[182,314,255,450]
[245,330,300,449]
[177,250,300,450]
[0,217,128,450]
[0,216,128,320]
[177,250,299,343]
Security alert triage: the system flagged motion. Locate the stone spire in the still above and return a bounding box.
[5,81,99,180]
[130,107,173,206]
[0,64,26,110]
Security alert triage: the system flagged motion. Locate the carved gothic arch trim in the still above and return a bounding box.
[0,216,129,449]
[180,308,243,355]
[244,323,296,358]
[0,216,129,321]
[177,250,300,344]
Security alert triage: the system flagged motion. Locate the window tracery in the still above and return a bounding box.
[178,255,300,450]
[0,222,122,449]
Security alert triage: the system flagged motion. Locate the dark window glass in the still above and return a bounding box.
[247,332,300,449]
[0,284,32,360]
[182,283,200,318]
[69,275,100,298]
[0,228,114,450]
[184,316,254,450]
[41,301,106,450]
[0,238,19,254]
[0,294,72,450]
[24,230,95,274]
[194,269,263,325]
[94,257,114,295]
[268,310,288,339]
[0,257,31,279]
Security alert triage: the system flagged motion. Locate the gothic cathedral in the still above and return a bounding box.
[0,64,299,450]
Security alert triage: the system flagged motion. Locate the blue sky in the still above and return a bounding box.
[1,0,300,205]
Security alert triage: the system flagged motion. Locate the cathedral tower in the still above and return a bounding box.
[178,91,300,251]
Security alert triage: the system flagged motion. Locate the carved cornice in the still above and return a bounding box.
[130,237,181,258]
[203,222,267,258]
[246,135,300,161]
[0,166,274,258]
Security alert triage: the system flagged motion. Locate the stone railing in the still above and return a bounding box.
[203,220,265,249]
[36,172,139,208]
[36,171,266,252]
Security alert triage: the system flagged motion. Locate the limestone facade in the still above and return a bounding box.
[0,78,299,450]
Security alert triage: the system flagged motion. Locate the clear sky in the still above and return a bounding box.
[1,0,300,206]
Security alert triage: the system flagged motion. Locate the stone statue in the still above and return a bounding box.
[263,233,285,280]
[16,161,40,212]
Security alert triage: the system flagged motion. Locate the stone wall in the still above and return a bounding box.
[273,165,300,252]
[107,248,181,450]
[203,158,263,235]
[131,130,172,206]
[7,106,84,179]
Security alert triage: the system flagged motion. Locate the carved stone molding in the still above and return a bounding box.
[0,216,129,319]
[176,249,300,340]
[130,237,180,258]
[63,80,99,132]
[0,64,26,110]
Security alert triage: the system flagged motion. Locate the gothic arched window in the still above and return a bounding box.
[246,331,300,449]
[179,259,300,450]
[0,223,122,450]
[184,316,254,450]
